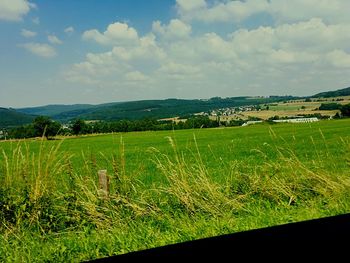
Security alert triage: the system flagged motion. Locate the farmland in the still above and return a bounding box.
[210,96,350,121]
[1,119,350,261]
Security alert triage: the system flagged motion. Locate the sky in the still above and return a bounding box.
[0,0,349,108]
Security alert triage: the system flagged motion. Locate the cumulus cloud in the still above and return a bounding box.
[152,19,191,40]
[125,71,150,82]
[64,2,350,99]
[229,18,350,58]
[325,50,350,68]
[21,29,37,38]
[177,0,206,12]
[0,0,36,21]
[176,0,350,24]
[82,22,139,46]
[64,26,75,34]
[48,35,63,45]
[179,0,268,23]
[269,0,350,24]
[157,62,201,80]
[19,43,57,58]
[64,33,165,86]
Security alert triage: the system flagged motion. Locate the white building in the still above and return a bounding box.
[273,117,319,123]
[242,120,263,126]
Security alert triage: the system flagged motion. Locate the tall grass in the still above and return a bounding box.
[1,130,350,261]
[150,136,244,217]
[0,138,70,231]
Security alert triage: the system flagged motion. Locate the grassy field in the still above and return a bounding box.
[1,119,350,261]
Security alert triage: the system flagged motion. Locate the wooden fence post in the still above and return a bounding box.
[98,169,109,199]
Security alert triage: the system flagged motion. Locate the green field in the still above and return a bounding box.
[1,119,350,261]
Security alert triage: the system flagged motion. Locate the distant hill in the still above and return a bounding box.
[312,87,350,98]
[9,86,349,125]
[20,96,294,123]
[72,97,295,122]
[0,108,35,128]
[17,104,97,117]
[16,102,126,122]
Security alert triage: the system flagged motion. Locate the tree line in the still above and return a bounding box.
[4,116,245,139]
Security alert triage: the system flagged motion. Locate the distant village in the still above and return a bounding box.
[195,104,323,126]
[195,105,258,118]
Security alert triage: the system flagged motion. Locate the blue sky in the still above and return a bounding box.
[0,0,349,108]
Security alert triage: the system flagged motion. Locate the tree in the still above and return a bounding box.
[33,116,61,139]
[334,112,341,119]
[318,103,342,110]
[8,125,35,139]
[340,104,350,117]
[71,119,88,135]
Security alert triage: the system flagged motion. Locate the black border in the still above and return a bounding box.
[88,213,350,261]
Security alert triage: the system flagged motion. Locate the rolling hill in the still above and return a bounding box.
[4,86,348,127]
[17,96,296,123]
[312,87,350,98]
[70,97,296,121]
[17,104,96,116]
[0,108,35,128]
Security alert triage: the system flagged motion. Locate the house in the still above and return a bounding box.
[0,130,7,139]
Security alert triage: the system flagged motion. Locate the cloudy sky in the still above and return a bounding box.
[0,0,349,108]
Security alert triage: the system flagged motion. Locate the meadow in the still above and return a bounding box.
[1,119,350,262]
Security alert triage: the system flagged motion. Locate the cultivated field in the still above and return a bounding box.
[1,119,350,261]
[214,96,350,121]
[240,109,338,120]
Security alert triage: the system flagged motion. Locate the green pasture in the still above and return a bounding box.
[2,118,348,181]
[1,119,350,262]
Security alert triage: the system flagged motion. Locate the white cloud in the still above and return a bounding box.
[269,0,350,24]
[48,35,63,45]
[269,49,319,64]
[63,62,100,85]
[157,62,201,80]
[325,50,350,68]
[82,22,139,46]
[19,43,56,58]
[152,19,191,40]
[186,0,268,23]
[110,34,166,64]
[64,26,74,34]
[64,7,350,99]
[0,0,36,21]
[166,32,237,64]
[176,0,206,12]
[125,71,149,82]
[228,18,350,57]
[21,29,37,38]
[176,0,350,24]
